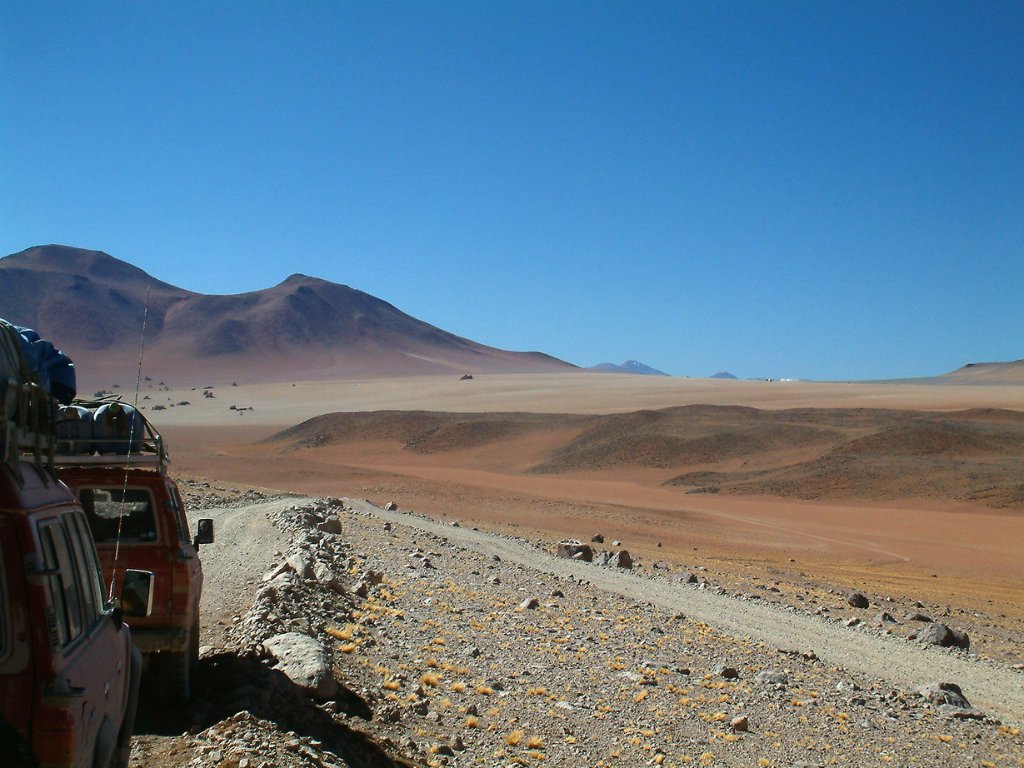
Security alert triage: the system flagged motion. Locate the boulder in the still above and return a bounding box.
[286,552,313,580]
[263,632,337,700]
[591,534,605,544]
[313,562,345,593]
[611,550,633,569]
[917,623,970,650]
[675,572,699,584]
[555,540,593,562]
[317,516,342,535]
[846,591,869,609]
[916,682,971,709]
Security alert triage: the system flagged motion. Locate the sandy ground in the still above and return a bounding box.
[132,373,1024,667]
[126,372,1024,427]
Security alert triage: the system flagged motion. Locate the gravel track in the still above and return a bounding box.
[344,497,1024,725]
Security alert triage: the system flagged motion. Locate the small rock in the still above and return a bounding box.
[715,665,739,680]
[846,591,870,609]
[385,501,399,511]
[517,598,540,611]
[755,670,789,687]
[730,715,749,731]
[556,540,594,562]
[917,623,970,650]
[916,682,971,709]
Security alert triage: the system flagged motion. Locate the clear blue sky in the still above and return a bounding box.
[2,2,1021,380]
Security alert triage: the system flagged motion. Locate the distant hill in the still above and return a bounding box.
[591,360,668,376]
[710,371,737,379]
[270,404,1024,509]
[940,360,1024,385]
[0,245,577,386]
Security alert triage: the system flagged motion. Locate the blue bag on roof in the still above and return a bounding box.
[11,324,77,405]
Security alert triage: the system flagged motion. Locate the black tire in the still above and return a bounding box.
[158,617,198,703]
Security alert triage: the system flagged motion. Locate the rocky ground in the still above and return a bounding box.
[129,481,1024,768]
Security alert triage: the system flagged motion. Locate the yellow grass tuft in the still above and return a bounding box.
[326,625,356,641]
[465,715,479,728]
[451,681,467,693]
[382,680,401,691]
[526,736,544,749]
[420,673,441,687]
[339,643,357,654]
[476,685,495,695]
[506,730,524,746]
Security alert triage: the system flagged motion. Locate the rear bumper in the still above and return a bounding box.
[130,626,189,654]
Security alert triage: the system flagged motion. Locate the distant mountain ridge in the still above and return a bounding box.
[591,360,668,376]
[0,245,576,386]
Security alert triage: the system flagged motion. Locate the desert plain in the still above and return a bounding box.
[136,371,1023,635]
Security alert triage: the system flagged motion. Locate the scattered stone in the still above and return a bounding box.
[556,540,594,561]
[591,534,605,543]
[610,550,632,569]
[675,572,699,584]
[755,670,789,687]
[517,598,541,611]
[286,552,313,580]
[730,715,749,731]
[917,623,970,650]
[847,591,870,609]
[385,501,399,511]
[715,665,739,680]
[915,682,971,709]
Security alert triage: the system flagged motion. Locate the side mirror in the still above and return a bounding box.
[119,569,154,618]
[193,518,214,547]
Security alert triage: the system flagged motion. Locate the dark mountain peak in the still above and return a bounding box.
[710,371,738,379]
[5,244,184,295]
[1,244,576,383]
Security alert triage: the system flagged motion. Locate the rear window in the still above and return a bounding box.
[78,487,158,543]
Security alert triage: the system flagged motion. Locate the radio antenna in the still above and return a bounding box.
[109,285,151,599]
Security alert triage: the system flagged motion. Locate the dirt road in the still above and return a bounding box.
[344,497,1024,724]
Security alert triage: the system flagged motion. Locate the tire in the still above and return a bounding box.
[158,616,198,703]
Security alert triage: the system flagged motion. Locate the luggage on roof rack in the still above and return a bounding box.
[0,319,59,476]
[54,401,168,472]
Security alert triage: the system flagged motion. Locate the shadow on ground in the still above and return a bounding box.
[136,651,417,767]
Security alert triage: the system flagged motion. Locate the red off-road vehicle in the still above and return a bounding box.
[0,323,153,768]
[56,407,213,703]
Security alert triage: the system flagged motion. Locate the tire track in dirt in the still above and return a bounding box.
[345,497,1024,724]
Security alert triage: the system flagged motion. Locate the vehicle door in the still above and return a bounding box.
[0,518,35,764]
[35,509,124,767]
[165,480,202,620]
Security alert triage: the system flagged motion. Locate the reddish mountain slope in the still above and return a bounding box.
[0,245,575,385]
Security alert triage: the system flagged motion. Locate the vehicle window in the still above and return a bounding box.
[167,482,190,545]
[79,487,158,543]
[38,521,84,647]
[64,512,104,623]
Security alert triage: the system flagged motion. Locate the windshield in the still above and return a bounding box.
[78,487,158,543]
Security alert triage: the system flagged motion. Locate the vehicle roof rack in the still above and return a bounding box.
[53,409,169,474]
[1,378,59,482]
